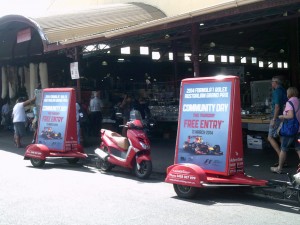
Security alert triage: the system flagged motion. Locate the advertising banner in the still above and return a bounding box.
[176,80,232,173]
[37,91,70,151]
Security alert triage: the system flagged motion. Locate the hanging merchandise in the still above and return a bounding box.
[8,66,17,99]
[1,66,7,99]
[18,67,24,87]
[29,63,38,98]
[24,66,30,97]
[8,82,14,99]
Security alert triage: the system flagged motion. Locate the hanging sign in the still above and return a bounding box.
[17,28,31,43]
[70,62,80,79]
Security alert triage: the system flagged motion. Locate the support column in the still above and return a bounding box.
[289,19,300,88]
[39,62,49,89]
[74,47,81,103]
[191,23,200,77]
[172,41,178,98]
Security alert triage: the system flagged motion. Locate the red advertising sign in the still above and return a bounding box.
[174,76,244,176]
[36,88,78,152]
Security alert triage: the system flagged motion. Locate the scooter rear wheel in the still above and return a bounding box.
[95,157,113,171]
[173,184,198,199]
[95,147,113,171]
[134,160,152,179]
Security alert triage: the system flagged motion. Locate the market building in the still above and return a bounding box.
[0,0,300,138]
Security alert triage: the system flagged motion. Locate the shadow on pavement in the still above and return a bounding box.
[171,186,300,214]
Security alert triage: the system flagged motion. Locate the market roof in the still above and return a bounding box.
[0,0,300,61]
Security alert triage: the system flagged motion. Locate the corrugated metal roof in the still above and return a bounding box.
[33,3,166,45]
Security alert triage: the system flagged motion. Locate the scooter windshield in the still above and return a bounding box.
[129,110,142,121]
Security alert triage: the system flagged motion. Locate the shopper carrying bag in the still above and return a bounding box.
[271,87,300,174]
[279,100,299,137]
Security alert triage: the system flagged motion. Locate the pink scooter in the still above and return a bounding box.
[94,110,152,179]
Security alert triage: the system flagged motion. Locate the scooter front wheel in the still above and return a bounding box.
[134,160,152,179]
[173,184,198,199]
[30,158,46,167]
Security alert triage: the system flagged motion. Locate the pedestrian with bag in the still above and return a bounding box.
[271,87,300,174]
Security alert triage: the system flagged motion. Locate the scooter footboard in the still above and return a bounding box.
[165,164,207,188]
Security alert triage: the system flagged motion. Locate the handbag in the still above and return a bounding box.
[279,101,299,137]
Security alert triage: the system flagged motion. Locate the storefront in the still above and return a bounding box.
[0,0,300,140]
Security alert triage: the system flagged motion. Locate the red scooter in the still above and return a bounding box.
[94,110,152,179]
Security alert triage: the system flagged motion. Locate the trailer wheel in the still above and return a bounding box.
[30,158,45,167]
[173,184,198,199]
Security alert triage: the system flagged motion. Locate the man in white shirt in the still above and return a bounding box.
[89,91,103,136]
[12,96,36,148]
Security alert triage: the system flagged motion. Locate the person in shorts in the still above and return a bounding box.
[267,76,287,165]
[12,96,36,148]
[271,87,300,174]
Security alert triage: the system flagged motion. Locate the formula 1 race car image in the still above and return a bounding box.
[40,127,63,140]
[183,136,223,155]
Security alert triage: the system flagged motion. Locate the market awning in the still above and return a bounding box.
[0,2,166,60]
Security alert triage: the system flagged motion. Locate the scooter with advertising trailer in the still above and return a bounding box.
[24,88,87,167]
[94,110,152,179]
[165,76,300,204]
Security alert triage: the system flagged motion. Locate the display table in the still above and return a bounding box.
[241,115,270,132]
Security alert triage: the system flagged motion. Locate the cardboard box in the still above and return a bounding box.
[247,135,263,149]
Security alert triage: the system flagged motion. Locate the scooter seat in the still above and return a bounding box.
[105,130,129,150]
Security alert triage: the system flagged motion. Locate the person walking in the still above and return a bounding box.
[89,91,103,136]
[76,102,81,144]
[267,76,288,166]
[31,104,39,144]
[271,87,300,174]
[119,93,132,136]
[1,98,10,128]
[12,96,36,148]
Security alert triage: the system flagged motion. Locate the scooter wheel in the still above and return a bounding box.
[30,158,46,167]
[173,184,198,199]
[134,160,152,179]
[95,157,113,172]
